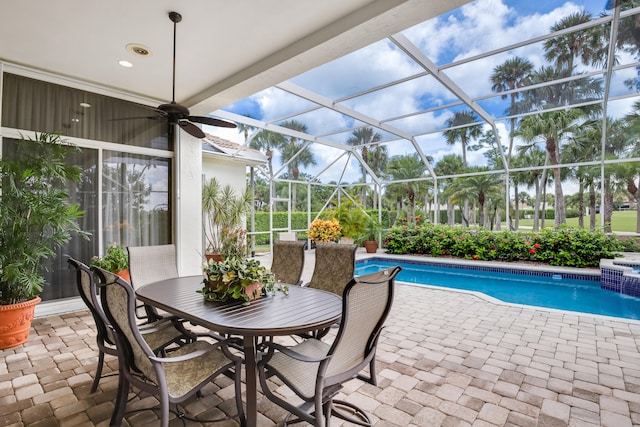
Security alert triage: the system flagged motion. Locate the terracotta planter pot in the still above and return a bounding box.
[244,281,263,301]
[364,240,379,253]
[205,280,263,302]
[205,253,224,263]
[0,296,41,350]
[115,269,130,283]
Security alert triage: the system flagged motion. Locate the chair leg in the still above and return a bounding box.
[91,350,105,393]
[356,358,377,386]
[110,375,129,427]
[160,392,170,427]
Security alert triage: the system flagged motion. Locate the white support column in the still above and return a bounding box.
[175,127,204,276]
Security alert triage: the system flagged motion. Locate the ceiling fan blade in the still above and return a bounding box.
[188,115,237,128]
[179,120,206,138]
[109,115,163,122]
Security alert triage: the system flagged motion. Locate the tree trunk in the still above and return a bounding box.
[578,179,584,228]
[513,183,520,230]
[533,177,541,231]
[447,199,454,226]
[604,182,613,233]
[589,184,597,231]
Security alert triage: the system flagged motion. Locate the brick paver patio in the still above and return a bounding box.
[2,251,640,426]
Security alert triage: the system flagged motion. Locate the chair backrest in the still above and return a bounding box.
[67,257,115,346]
[93,266,158,382]
[308,242,357,295]
[127,244,178,290]
[270,240,306,285]
[324,266,402,381]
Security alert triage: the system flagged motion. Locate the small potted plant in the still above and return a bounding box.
[360,217,382,253]
[199,257,274,305]
[90,243,130,282]
[307,218,342,243]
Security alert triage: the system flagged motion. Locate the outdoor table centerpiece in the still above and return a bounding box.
[199,256,275,305]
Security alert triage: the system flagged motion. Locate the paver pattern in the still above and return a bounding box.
[2,251,640,426]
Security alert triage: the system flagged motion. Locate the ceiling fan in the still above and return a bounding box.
[143,11,236,139]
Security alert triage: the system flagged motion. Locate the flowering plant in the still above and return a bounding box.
[90,242,129,273]
[198,256,275,304]
[307,218,341,242]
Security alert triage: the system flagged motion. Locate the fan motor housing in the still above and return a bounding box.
[158,102,189,118]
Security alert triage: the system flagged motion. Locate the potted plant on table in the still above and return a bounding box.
[0,133,86,349]
[202,177,252,262]
[90,243,130,282]
[198,257,275,305]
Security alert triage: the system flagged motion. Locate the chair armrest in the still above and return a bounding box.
[262,341,330,363]
[138,319,180,335]
[149,348,209,363]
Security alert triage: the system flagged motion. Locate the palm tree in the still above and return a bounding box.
[517,145,548,231]
[249,129,286,203]
[366,143,388,208]
[385,154,426,224]
[434,154,465,225]
[346,127,382,205]
[445,170,503,228]
[279,120,316,211]
[490,57,534,159]
[443,110,483,167]
[544,12,607,72]
[236,121,257,144]
[517,109,585,226]
[623,101,640,232]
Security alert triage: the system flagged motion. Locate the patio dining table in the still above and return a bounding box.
[136,275,342,427]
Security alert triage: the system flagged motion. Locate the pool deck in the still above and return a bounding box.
[3,249,640,426]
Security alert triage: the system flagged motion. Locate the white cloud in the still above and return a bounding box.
[214,0,638,186]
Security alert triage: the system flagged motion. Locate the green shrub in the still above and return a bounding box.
[383,224,623,268]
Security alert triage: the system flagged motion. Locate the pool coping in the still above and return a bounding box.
[396,281,640,325]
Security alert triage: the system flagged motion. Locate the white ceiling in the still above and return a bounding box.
[0,0,469,116]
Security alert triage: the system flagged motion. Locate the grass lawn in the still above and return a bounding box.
[517,210,639,233]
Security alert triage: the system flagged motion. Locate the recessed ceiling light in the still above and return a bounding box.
[119,60,133,68]
[126,43,151,56]
[79,102,91,108]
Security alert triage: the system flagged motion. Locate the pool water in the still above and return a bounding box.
[355,259,640,320]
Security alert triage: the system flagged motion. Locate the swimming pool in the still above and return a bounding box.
[355,258,640,320]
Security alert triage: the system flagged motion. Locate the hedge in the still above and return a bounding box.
[383,224,623,268]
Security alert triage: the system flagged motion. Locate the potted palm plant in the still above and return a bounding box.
[325,202,366,243]
[202,177,252,261]
[0,133,86,349]
[359,217,383,253]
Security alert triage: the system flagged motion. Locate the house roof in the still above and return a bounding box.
[203,134,268,165]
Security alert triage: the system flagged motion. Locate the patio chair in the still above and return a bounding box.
[257,266,402,427]
[297,242,357,342]
[271,240,306,285]
[306,242,357,296]
[94,266,245,427]
[67,258,196,393]
[127,244,179,321]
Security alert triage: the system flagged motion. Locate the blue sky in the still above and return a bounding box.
[208,0,636,184]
